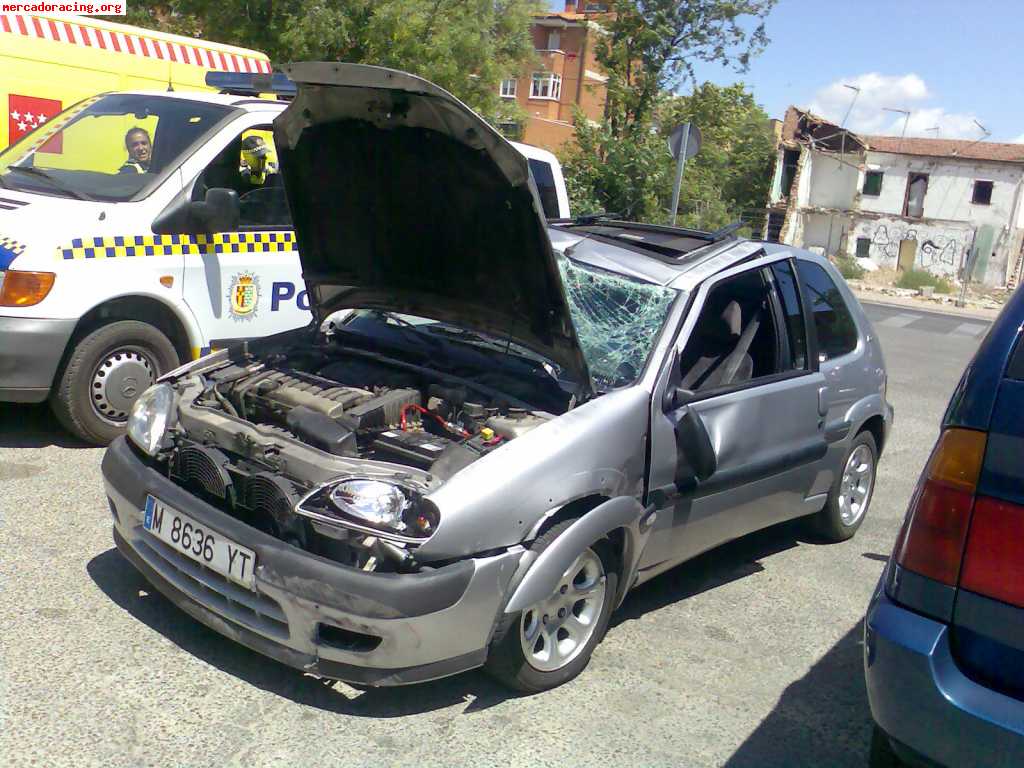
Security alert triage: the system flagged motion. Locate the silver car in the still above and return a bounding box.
[101,63,893,693]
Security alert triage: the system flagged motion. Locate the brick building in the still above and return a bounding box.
[498,2,609,151]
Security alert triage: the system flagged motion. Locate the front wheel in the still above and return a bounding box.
[810,430,878,542]
[485,520,618,693]
[50,320,180,446]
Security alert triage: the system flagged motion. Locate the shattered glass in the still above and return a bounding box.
[558,256,678,390]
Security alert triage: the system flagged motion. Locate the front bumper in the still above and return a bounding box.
[102,437,523,686]
[864,577,1024,767]
[0,315,75,402]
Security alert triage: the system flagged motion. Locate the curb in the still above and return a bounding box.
[853,293,998,323]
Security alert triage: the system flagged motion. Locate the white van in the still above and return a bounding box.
[0,81,570,444]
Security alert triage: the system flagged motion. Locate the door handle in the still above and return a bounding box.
[817,386,829,417]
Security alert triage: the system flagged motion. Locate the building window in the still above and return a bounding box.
[530,72,562,100]
[499,78,517,98]
[862,170,883,196]
[497,121,523,141]
[972,180,994,205]
[780,149,800,197]
[856,237,871,258]
[547,31,560,50]
[903,172,929,218]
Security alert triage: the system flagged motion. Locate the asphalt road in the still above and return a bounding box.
[0,302,987,767]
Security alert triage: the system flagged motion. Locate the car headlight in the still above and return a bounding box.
[127,383,176,456]
[297,479,439,539]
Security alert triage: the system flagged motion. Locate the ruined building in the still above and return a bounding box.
[764,106,1024,288]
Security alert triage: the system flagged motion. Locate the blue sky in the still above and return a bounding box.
[549,1,1024,142]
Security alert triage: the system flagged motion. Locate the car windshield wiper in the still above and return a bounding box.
[3,166,93,201]
[427,325,558,370]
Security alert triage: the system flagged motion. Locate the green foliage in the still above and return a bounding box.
[834,256,865,281]
[896,269,954,294]
[560,0,776,223]
[113,0,539,125]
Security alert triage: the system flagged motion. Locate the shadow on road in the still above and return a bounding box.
[724,622,872,768]
[0,402,90,449]
[86,548,517,717]
[613,519,804,628]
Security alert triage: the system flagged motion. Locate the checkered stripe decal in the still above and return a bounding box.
[0,235,26,256]
[58,231,296,260]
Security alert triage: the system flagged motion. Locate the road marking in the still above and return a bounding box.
[952,322,988,337]
[877,313,920,328]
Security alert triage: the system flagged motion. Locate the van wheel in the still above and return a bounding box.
[50,321,180,446]
[484,520,618,693]
[810,430,878,542]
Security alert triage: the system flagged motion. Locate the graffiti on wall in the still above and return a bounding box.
[864,223,967,269]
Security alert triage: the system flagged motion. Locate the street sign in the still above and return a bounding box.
[668,123,701,160]
[668,123,701,225]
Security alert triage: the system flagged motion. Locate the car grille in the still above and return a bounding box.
[133,525,289,641]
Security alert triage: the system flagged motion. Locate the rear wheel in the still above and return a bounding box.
[810,430,878,542]
[485,520,618,693]
[50,320,179,446]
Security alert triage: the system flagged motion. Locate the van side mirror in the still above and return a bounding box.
[673,404,717,483]
[190,188,239,234]
[152,187,239,236]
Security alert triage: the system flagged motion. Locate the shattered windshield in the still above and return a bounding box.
[558,256,678,390]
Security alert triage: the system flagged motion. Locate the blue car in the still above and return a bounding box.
[865,286,1024,767]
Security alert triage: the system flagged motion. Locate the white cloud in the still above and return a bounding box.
[805,73,985,140]
[1011,132,1024,144]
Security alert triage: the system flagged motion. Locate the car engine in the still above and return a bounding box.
[158,346,556,572]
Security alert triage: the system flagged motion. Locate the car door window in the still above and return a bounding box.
[678,268,784,393]
[528,158,560,218]
[770,259,808,370]
[192,125,291,229]
[795,260,857,361]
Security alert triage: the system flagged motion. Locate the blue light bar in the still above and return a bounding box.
[204,71,297,98]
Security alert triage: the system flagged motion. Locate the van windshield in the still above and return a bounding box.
[0,94,233,202]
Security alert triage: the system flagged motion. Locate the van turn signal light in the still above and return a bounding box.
[0,270,56,307]
[159,275,175,288]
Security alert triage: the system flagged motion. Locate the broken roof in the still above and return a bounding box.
[781,105,1024,164]
[780,107,867,153]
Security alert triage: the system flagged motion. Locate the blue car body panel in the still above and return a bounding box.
[865,286,1024,766]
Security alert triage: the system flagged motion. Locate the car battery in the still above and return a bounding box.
[372,429,452,470]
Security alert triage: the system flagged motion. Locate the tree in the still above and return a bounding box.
[658,82,775,231]
[561,0,775,221]
[114,0,539,125]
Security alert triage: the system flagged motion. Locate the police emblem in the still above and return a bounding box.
[228,272,260,320]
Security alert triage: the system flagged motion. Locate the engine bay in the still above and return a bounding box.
[158,338,562,572]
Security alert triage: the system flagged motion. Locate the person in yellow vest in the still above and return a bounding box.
[119,127,152,174]
[239,135,278,186]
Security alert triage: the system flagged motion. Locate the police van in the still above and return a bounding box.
[0,76,571,445]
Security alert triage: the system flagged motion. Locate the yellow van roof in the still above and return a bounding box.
[0,14,271,73]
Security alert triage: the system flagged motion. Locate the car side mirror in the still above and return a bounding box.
[663,386,695,413]
[152,187,239,236]
[673,404,717,483]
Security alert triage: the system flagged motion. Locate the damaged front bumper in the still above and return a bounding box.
[101,437,523,686]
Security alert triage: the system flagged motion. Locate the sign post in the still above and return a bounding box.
[668,123,701,226]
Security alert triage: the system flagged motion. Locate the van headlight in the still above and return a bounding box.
[127,383,176,456]
[297,479,439,538]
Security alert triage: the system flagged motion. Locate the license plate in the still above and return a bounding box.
[143,496,256,589]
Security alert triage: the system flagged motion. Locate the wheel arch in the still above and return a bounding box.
[504,496,644,615]
[64,294,198,368]
[857,414,886,456]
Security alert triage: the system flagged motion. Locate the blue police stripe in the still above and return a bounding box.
[0,244,18,270]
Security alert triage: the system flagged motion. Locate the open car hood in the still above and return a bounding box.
[274,63,592,394]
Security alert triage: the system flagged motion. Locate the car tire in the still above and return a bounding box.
[810,430,878,542]
[484,519,619,693]
[868,725,903,767]
[50,320,180,446]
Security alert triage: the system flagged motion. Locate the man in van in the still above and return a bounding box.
[119,127,152,173]
[239,134,277,186]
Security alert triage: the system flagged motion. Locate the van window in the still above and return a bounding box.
[0,94,232,202]
[192,126,291,229]
[528,158,560,218]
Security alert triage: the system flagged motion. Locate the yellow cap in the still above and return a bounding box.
[480,427,495,441]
